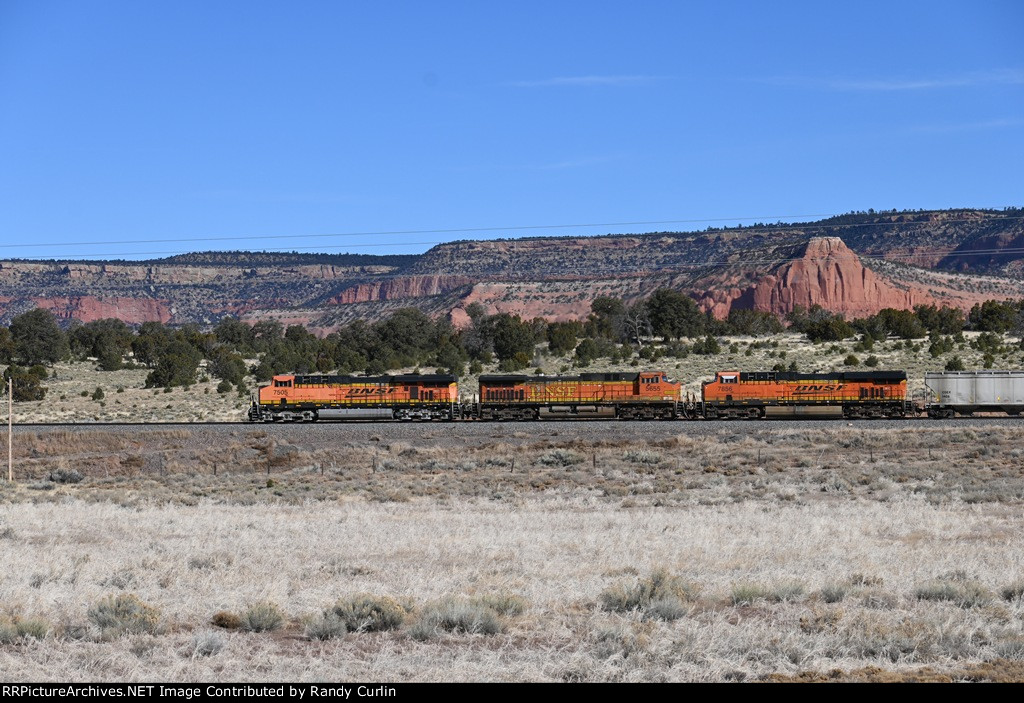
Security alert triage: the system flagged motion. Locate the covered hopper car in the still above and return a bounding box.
[248,373,458,422]
[925,370,1024,418]
[701,370,909,419]
[474,371,681,420]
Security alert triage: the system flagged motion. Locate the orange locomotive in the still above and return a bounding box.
[475,371,681,420]
[701,370,909,419]
[249,373,458,422]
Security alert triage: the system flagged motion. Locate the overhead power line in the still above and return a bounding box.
[18,244,1024,288]
[0,213,841,250]
[1,211,1022,258]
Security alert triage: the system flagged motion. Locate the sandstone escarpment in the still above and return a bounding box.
[0,296,173,324]
[749,237,933,318]
[328,275,473,304]
[1,209,1023,329]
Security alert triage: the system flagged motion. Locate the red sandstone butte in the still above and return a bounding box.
[748,237,933,318]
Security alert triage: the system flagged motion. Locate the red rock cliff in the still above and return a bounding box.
[749,237,933,318]
[329,275,472,304]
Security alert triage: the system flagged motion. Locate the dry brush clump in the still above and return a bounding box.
[408,598,506,640]
[239,602,284,633]
[538,449,585,467]
[470,592,529,617]
[325,594,406,634]
[210,611,241,630]
[914,572,993,608]
[1001,581,1024,602]
[600,568,699,621]
[86,593,162,637]
[189,630,226,658]
[0,615,50,644]
[730,581,806,606]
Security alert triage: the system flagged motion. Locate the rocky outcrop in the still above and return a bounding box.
[0,296,173,324]
[328,275,473,304]
[748,237,934,318]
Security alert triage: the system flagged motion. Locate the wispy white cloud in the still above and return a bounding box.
[764,68,1024,92]
[506,75,667,88]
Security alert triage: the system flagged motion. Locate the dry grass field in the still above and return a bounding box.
[1,424,1023,681]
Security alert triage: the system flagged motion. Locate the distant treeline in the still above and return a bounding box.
[446,207,1023,246]
[4,251,419,268]
[2,293,1024,401]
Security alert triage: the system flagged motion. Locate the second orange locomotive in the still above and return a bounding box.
[475,371,681,420]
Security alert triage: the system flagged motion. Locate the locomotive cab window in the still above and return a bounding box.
[273,380,292,388]
[720,375,738,384]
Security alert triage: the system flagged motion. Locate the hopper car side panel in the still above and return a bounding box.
[925,370,1024,418]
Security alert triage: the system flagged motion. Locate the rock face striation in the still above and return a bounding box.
[1,209,1023,329]
[328,275,474,305]
[749,237,931,319]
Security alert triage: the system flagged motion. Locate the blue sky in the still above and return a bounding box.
[0,1,1021,260]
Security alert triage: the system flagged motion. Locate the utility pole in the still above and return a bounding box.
[7,376,12,482]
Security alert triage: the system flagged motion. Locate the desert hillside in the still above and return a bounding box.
[1,208,1022,331]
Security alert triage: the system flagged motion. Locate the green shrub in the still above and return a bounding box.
[538,449,584,466]
[623,450,663,465]
[819,584,849,603]
[87,594,161,635]
[0,616,50,643]
[91,387,104,401]
[410,599,504,640]
[4,365,48,401]
[240,602,284,632]
[305,612,348,641]
[730,583,767,606]
[915,576,991,608]
[470,592,528,617]
[645,596,690,621]
[15,617,49,640]
[329,594,405,632]
[731,581,805,605]
[48,468,84,484]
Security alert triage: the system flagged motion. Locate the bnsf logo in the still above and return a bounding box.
[793,385,845,392]
[345,387,396,397]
